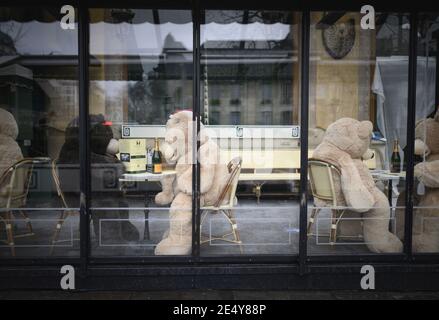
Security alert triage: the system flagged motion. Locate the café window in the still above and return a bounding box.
[0,4,434,267]
[209,83,221,106]
[281,81,292,105]
[261,81,273,105]
[410,13,439,254]
[230,83,241,105]
[0,6,79,258]
[307,12,410,255]
[229,111,241,125]
[86,8,193,257]
[201,10,301,255]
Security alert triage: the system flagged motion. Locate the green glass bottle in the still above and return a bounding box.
[152,138,162,174]
[390,139,401,173]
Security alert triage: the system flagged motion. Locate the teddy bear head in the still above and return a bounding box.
[89,115,119,156]
[63,114,119,156]
[0,108,18,140]
[161,110,209,164]
[323,117,373,159]
[414,109,439,158]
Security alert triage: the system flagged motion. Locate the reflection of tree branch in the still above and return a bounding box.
[11,21,26,44]
[236,10,249,79]
[382,23,398,36]
[1,21,28,52]
[0,23,12,35]
[209,10,265,24]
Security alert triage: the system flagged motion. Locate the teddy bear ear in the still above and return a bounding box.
[358,121,373,139]
[168,113,181,124]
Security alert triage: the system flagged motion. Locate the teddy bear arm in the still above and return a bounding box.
[199,165,216,194]
[177,166,193,195]
[155,175,176,205]
[340,161,375,212]
[415,160,439,188]
[3,138,23,163]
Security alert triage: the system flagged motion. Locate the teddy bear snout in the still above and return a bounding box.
[106,138,119,155]
[414,138,431,156]
[161,142,174,161]
[361,149,375,161]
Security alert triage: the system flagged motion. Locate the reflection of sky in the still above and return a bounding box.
[1,21,78,55]
[1,20,291,56]
[202,22,291,44]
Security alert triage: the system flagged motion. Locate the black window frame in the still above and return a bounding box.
[1,0,438,290]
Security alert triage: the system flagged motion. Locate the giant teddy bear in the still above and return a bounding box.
[396,109,439,252]
[0,108,23,207]
[58,114,139,243]
[312,117,403,253]
[154,110,231,255]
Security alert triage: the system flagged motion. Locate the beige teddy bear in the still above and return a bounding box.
[154,110,231,255]
[0,108,23,207]
[312,117,403,253]
[396,110,439,252]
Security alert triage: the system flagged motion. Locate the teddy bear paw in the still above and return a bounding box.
[155,192,174,205]
[178,180,193,195]
[154,236,192,255]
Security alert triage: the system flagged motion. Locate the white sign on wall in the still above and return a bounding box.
[121,125,300,139]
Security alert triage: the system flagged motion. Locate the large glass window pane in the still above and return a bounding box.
[88,8,193,256]
[0,6,79,258]
[308,12,409,255]
[411,13,439,253]
[200,10,301,255]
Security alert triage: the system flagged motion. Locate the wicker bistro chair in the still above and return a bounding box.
[307,158,363,245]
[200,157,243,253]
[50,159,80,255]
[50,160,125,254]
[0,157,51,256]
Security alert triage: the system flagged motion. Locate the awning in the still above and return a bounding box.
[0,7,295,25]
[0,7,60,23]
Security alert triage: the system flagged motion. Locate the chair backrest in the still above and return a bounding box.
[214,157,242,208]
[0,157,51,208]
[308,158,341,206]
[52,159,71,209]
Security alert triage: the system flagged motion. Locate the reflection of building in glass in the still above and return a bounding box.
[0,28,79,158]
[93,38,300,127]
[37,79,78,128]
[201,36,299,126]
[86,13,300,127]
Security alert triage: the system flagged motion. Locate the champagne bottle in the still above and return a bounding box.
[152,138,162,174]
[391,139,401,173]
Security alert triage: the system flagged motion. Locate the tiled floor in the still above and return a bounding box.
[0,198,379,258]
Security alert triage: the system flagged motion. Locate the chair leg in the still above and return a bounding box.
[254,184,262,204]
[18,210,33,235]
[330,209,338,245]
[143,195,151,241]
[307,207,320,235]
[226,209,243,254]
[199,210,209,244]
[143,208,150,241]
[50,210,69,256]
[5,211,15,257]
